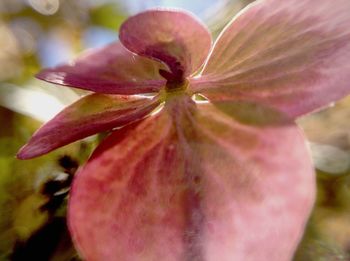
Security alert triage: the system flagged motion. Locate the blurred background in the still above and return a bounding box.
[0,0,350,260]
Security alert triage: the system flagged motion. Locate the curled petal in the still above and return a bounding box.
[192,0,350,118]
[68,96,314,260]
[17,94,161,159]
[120,9,212,79]
[36,42,166,94]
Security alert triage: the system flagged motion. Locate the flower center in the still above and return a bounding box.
[159,68,184,84]
[159,76,189,102]
[165,79,188,93]
[159,66,188,93]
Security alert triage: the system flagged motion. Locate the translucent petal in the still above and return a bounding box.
[192,0,350,118]
[68,96,315,260]
[120,9,212,79]
[36,42,166,94]
[17,94,161,159]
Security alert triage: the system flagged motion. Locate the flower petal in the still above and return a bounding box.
[119,9,212,79]
[68,96,314,260]
[192,0,350,118]
[36,42,166,94]
[17,94,161,159]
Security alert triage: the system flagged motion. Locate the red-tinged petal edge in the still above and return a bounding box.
[191,0,350,118]
[36,42,166,94]
[17,94,161,159]
[68,95,315,261]
[119,9,212,81]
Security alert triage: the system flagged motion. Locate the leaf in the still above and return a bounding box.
[68,95,315,260]
[119,9,212,79]
[191,0,350,118]
[36,42,166,94]
[17,94,161,159]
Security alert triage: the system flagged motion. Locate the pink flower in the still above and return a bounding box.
[18,0,350,260]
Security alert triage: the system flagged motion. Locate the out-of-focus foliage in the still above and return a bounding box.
[0,104,97,260]
[0,0,350,260]
[295,97,350,260]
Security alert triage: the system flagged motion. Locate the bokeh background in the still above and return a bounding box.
[0,0,350,260]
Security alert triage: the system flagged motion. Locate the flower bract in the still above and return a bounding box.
[18,0,350,260]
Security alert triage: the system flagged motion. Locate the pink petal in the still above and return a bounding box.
[119,9,212,79]
[36,42,166,94]
[68,96,315,260]
[191,0,350,118]
[17,94,161,159]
